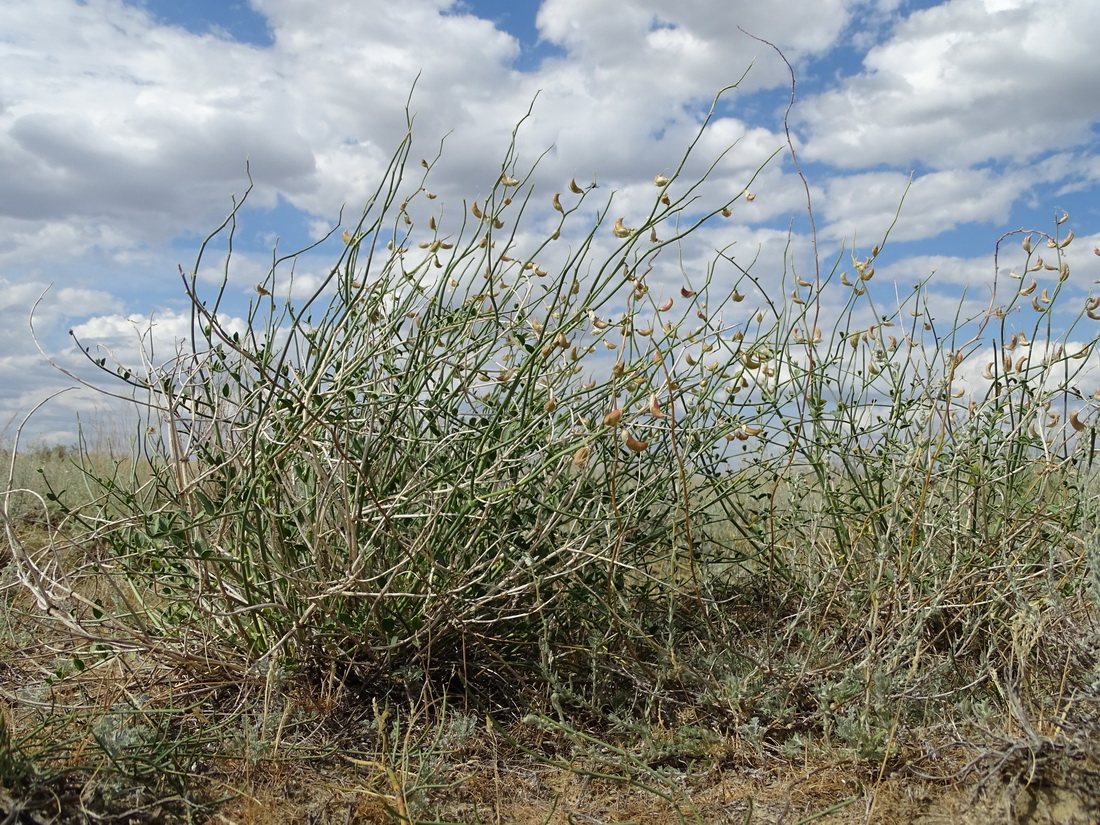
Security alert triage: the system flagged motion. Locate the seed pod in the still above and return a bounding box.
[648,394,665,418]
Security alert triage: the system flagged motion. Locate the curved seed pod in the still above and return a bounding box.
[648,394,665,418]
[552,193,563,212]
[654,174,671,187]
[500,174,520,187]
[623,430,649,452]
[572,446,591,467]
[603,409,623,427]
[613,218,634,238]
[569,178,584,194]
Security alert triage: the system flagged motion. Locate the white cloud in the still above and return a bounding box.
[799,0,1100,170]
[822,167,1027,244]
[1,0,1098,442]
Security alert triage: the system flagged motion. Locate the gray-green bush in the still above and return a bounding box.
[9,80,1100,753]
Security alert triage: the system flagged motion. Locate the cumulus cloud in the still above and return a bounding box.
[1,0,1098,442]
[799,0,1100,170]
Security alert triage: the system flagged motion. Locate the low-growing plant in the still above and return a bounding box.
[6,69,1100,822]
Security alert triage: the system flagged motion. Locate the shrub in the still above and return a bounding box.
[14,81,1099,739]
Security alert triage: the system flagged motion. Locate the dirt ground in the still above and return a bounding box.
[203,747,1100,825]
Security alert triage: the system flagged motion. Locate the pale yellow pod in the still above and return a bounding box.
[612,218,634,238]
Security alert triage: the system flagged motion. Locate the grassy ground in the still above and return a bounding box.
[5,83,1100,823]
[4,447,1099,824]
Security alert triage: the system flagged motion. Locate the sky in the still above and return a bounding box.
[3,0,1100,445]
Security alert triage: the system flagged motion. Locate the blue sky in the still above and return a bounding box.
[3,0,1100,443]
